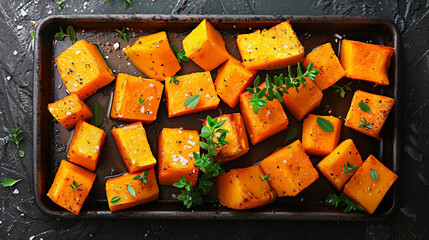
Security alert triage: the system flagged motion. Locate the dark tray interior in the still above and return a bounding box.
[33,15,400,220]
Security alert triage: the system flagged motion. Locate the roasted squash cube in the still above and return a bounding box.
[302,114,342,156]
[281,78,323,121]
[317,139,363,190]
[239,83,289,145]
[259,140,319,197]
[55,39,115,99]
[182,19,230,71]
[236,21,305,70]
[203,113,249,162]
[157,128,199,186]
[124,31,181,80]
[303,43,346,90]
[214,57,257,108]
[216,165,276,210]
[47,160,96,215]
[344,155,398,214]
[106,169,159,212]
[345,90,395,139]
[112,122,157,173]
[165,72,220,118]
[340,39,394,86]
[110,73,164,124]
[48,94,93,129]
[67,121,106,171]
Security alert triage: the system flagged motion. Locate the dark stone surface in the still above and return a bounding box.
[0,0,428,239]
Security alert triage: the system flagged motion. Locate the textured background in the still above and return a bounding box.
[0,0,428,239]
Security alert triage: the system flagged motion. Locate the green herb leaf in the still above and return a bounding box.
[70,180,83,192]
[136,98,145,105]
[358,118,372,129]
[170,44,189,63]
[183,94,201,109]
[328,193,364,213]
[169,76,179,84]
[55,27,66,41]
[284,127,297,144]
[341,162,359,175]
[126,184,137,198]
[89,102,104,127]
[56,0,65,8]
[359,102,371,113]
[2,178,21,187]
[18,150,25,158]
[133,171,149,184]
[66,25,76,43]
[259,175,270,181]
[316,117,334,133]
[31,31,36,39]
[7,128,23,150]
[370,169,378,181]
[332,83,352,98]
[116,27,128,42]
[110,196,121,204]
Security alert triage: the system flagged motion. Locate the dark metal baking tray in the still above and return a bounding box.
[33,14,400,220]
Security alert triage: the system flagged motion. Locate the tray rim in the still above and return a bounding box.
[33,14,401,220]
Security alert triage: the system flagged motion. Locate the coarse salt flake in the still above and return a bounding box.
[113,43,120,50]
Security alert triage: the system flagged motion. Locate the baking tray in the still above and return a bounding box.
[33,15,400,220]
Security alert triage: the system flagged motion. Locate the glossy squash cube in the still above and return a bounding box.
[55,39,115,99]
[106,169,159,212]
[344,155,398,214]
[110,73,164,124]
[157,128,199,186]
[317,139,363,190]
[67,121,106,171]
[165,72,220,118]
[48,94,93,129]
[112,122,156,173]
[124,31,181,80]
[302,114,342,156]
[182,19,230,71]
[259,140,319,197]
[47,160,96,215]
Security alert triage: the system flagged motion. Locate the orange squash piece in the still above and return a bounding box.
[344,155,398,214]
[259,140,319,197]
[303,43,346,90]
[48,94,93,129]
[105,169,159,212]
[214,57,257,108]
[317,139,363,190]
[216,165,276,210]
[345,90,395,139]
[302,114,342,156]
[112,122,157,173]
[236,21,305,70]
[281,78,323,121]
[239,83,289,145]
[110,73,164,124]
[55,39,115,100]
[340,39,394,86]
[182,19,230,71]
[124,31,181,80]
[203,113,249,162]
[165,72,220,118]
[47,160,96,215]
[67,121,106,171]
[157,128,199,186]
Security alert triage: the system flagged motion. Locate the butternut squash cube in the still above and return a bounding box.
[236,21,305,70]
[110,73,164,124]
[112,122,157,173]
[203,113,249,162]
[345,90,395,139]
[55,39,115,99]
[165,72,220,118]
[157,128,199,186]
[302,114,342,156]
[48,94,93,129]
[344,155,398,214]
[281,78,323,121]
[216,165,276,210]
[259,140,319,197]
[340,39,394,86]
[124,31,181,80]
[182,19,230,71]
[47,160,96,215]
[214,57,257,108]
[67,121,106,171]
[303,43,346,90]
[105,169,159,212]
[317,139,363,190]
[239,83,289,145]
